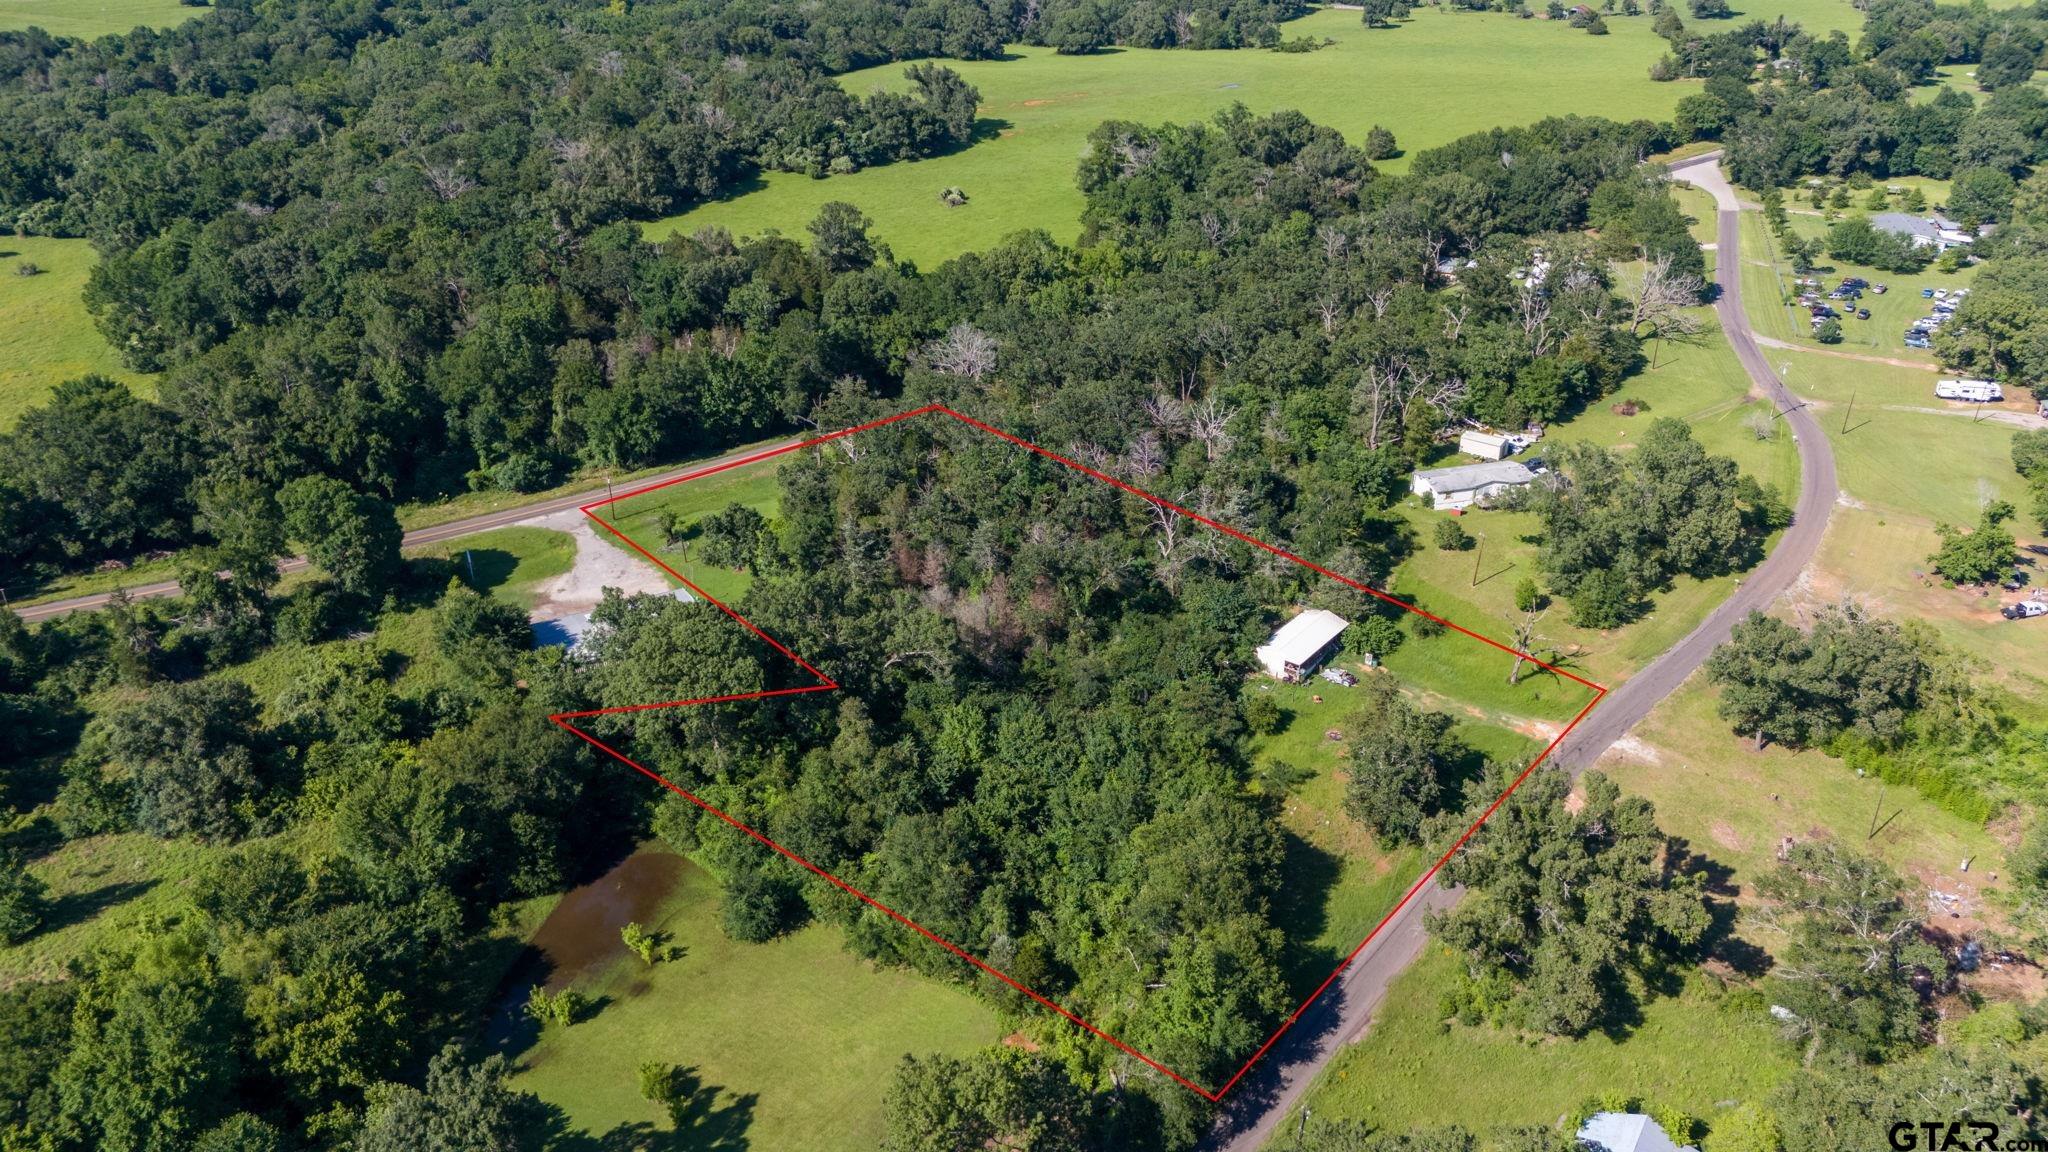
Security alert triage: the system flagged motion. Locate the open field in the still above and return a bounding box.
[0,831,224,987]
[1252,677,1543,999]
[0,236,153,429]
[1602,678,2007,887]
[506,851,1000,1152]
[1290,948,1791,1140]
[648,6,1694,266]
[0,0,194,37]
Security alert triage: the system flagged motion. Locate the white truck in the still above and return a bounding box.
[1935,378,2004,403]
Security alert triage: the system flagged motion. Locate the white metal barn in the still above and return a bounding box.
[1255,609,1349,682]
[1410,460,1536,510]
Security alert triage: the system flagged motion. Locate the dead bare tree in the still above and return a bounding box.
[1316,293,1345,337]
[422,162,475,201]
[1148,499,1184,559]
[1188,396,1238,461]
[1318,224,1350,263]
[1628,253,1708,367]
[1353,356,1409,451]
[1125,431,1165,478]
[1508,606,1549,686]
[1440,300,1469,342]
[1141,391,1186,433]
[927,323,998,381]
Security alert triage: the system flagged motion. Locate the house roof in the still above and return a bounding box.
[1257,608,1349,667]
[1414,460,1535,493]
[1577,1112,1696,1152]
[1872,212,1940,241]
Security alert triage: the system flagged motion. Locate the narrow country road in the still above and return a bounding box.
[9,438,800,624]
[1204,151,1838,1152]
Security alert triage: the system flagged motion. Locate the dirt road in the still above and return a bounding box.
[1204,152,1838,1152]
[10,438,800,624]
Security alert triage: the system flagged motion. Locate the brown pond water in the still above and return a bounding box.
[528,850,686,989]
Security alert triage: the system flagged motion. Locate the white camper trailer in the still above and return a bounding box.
[1935,378,2003,402]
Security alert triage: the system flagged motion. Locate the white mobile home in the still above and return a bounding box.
[1410,460,1536,510]
[1935,378,2003,402]
[1458,430,1513,460]
[1255,609,1349,682]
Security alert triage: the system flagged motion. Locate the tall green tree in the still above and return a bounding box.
[278,476,404,598]
[55,929,241,1152]
[1342,677,1461,845]
[1428,769,1713,1036]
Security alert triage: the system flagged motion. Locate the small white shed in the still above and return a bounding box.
[1255,609,1349,681]
[1459,430,1513,460]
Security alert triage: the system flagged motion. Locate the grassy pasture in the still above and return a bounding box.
[506,852,1000,1152]
[0,236,153,430]
[648,6,1696,266]
[1250,676,1543,1001]
[0,0,194,37]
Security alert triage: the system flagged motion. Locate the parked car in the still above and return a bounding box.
[1922,287,1936,298]
[1872,283,1888,294]
[1319,666,1358,686]
[1934,288,1950,299]
[1841,277,1868,288]
[2001,600,2048,620]
[1856,308,1871,320]
[1906,337,1932,349]
[2003,571,2030,591]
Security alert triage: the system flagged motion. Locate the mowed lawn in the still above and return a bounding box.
[602,456,787,604]
[508,854,1000,1152]
[1294,947,1791,1141]
[411,526,577,612]
[648,6,1694,266]
[0,236,153,429]
[0,0,195,37]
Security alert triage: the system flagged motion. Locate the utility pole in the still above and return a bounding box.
[1842,389,1855,434]
[1470,532,1485,587]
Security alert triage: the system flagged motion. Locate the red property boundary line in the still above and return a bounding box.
[547,403,1610,1101]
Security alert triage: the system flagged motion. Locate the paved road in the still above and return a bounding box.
[9,438,800,624]
[1205,152,1839,1152]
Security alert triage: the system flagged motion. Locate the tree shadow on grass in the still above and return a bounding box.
[41,879,157,934]
[445,547,519,594]
[1272,830,1346,1000]
[538,1068,757,1152]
